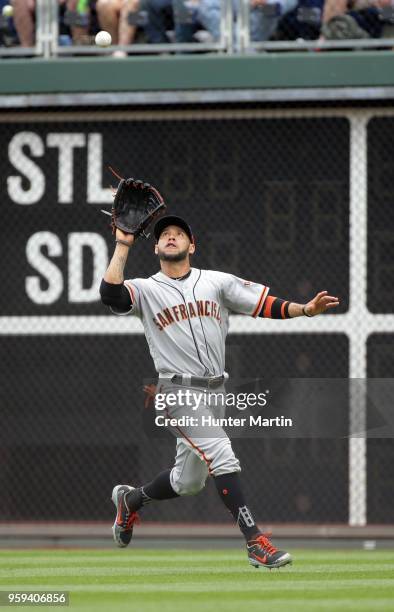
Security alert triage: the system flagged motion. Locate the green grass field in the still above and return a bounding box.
[0,549,393,612]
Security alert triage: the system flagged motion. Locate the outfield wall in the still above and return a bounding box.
[1,53,394,95]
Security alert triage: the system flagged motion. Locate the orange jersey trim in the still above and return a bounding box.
[175,426,213,474]
[253,286,269,318]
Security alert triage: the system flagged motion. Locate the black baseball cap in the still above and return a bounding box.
[154,215,194,243]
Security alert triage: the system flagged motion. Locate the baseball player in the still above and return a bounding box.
[100,214,339,569]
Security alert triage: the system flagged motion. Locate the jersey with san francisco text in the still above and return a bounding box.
[116,268,269,377]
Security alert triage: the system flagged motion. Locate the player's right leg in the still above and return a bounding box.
[111,484,142,547]
[111,440,208,548]
[111,476,176,548]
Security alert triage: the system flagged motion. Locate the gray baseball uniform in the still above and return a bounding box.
[113,268,269,495]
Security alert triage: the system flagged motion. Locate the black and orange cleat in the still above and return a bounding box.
[111,485,142,548]
[246,533,292,569]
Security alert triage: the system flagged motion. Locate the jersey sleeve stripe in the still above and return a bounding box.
[252,285,270,318]
[262,295,275,318]
[280,300,287,319]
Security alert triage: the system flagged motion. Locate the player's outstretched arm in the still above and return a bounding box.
[104,229,134,284]
[259,291,339,319]
[289,291,339,318]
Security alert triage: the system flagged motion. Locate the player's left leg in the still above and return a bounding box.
[212,469,292,568]
[188,435,292,569]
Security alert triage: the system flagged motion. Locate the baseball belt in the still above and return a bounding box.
[170,375,225,389]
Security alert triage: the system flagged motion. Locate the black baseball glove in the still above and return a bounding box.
[102,176,166,240]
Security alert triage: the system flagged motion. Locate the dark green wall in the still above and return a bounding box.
[1,52,394,95]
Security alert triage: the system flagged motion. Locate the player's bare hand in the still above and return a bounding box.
[304,291,339,316]
[116,227,134,247]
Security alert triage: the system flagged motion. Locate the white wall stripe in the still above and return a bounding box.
[2,312,394,335]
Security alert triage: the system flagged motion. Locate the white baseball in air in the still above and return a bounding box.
[95,31,112,47]
[2,5,14,18]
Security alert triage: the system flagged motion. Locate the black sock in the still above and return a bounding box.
[214,472,260,541]
[138,469,179,505]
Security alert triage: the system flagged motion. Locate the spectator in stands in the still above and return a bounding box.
[12,0,36,47]
[12,0,91,47]
[136,0,212,45]
[251,0,299,40]
[143,0,298,44]
[197,0,298,42]
[1,0,17,47]
[320,0,386,40]
[271,0,324,40]
[143,0,202,43]
[96,0,141,55]
[64,0,93,45]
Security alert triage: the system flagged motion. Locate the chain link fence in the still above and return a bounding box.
[0,106,392,528]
